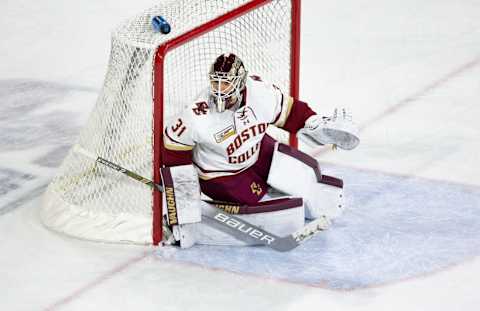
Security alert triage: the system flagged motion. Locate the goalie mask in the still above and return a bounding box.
[209,53,247,112]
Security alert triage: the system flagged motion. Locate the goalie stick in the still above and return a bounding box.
[73,145,248,206]
[73,145,330,251]
[201,208,329,252]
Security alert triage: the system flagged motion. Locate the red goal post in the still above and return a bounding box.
[152,0,301,244]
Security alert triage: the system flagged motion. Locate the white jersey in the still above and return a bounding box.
[164,76,293,179]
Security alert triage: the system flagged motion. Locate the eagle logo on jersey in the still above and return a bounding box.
[238,108,249,124]
[235,106,257,127]
[214,125,236,143]
[250,182,263,196]
[192,101,209,115]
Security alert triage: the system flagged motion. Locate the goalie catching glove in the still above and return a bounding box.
[298,108,360,150]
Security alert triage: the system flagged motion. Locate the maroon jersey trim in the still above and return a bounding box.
[162,148,193,167]
[281,99,316,133]
[164,128,194,147]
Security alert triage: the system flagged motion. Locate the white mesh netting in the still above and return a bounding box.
[41,0,297,244]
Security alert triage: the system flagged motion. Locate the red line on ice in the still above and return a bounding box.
[43,251,150,311]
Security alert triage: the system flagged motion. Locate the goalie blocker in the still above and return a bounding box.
[267,142,344,219]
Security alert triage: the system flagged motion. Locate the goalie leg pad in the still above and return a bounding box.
[266,143,345,220]
[160,165,202,226]
[305,175,344,219]
[173,196,304,248]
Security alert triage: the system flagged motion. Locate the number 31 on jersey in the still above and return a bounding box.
[171,118,187,137]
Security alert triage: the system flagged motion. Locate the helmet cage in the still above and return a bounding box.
[209,70,247,112]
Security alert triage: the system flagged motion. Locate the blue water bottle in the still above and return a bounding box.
[152,16,171,34]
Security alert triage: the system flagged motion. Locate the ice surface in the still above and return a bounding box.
[157,164,480,289]
[1,0,480,310]
[0,79,85,152]
[0,168,35,197]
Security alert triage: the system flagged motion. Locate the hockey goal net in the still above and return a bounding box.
[41,0,301,245]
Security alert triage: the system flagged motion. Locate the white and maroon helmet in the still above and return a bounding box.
[208,53,247,112]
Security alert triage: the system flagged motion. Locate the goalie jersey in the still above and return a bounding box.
[163,76,315,180]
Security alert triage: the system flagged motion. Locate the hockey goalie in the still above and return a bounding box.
[161,53,360,248]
